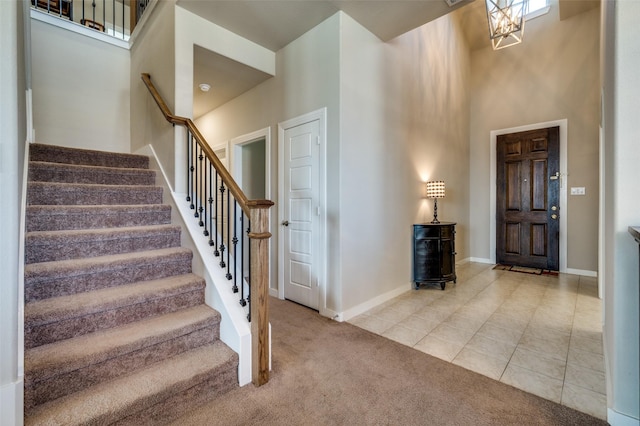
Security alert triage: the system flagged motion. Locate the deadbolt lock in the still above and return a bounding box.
[551,206,557,211]
[551,214,558,220]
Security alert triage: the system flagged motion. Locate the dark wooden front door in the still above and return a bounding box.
[497,127,560,270]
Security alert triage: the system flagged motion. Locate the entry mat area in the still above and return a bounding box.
[493,264,559,276]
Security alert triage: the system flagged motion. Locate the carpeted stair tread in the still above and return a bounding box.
[27,181,163,206]
[29,143,150,169]
[25,224,182,263]
[25,247,193,302]
[29,161,156,186]
[25,305,219,382]
[25,274,206,348]
[26,204,172,231]
[24,342,238,426]
[24,143,239,423]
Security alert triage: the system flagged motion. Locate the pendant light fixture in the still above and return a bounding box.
[485,0,529,50]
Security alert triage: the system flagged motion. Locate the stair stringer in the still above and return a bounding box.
[137,144,256,386]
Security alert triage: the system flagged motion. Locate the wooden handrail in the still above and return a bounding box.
[141,73,273,386]
[141,73,262,216]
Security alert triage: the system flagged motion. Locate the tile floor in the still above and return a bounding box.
[348,262,607,420]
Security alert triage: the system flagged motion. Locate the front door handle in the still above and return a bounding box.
[281,220,289,227]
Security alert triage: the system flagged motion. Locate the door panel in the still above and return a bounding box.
[497,127,560,270]
[282,120,320,310]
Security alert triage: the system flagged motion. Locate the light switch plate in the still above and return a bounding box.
[571,187,586,195]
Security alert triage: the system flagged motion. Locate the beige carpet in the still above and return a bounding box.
[173,297,606,426]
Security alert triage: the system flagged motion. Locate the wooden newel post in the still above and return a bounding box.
[248,199,274,386]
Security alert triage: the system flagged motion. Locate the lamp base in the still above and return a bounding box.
[431,199,440,224]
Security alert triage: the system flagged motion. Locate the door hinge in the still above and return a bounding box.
[316,206,320,216]
[316,136,320,145]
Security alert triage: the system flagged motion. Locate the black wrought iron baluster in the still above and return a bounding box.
[213,170,219,256]
[232,200,238,292]
[112,0,115,36]
[204,161,211,238]
[226,188,232,281]
[247,221,251,321]
[122,0,125,38]
[198,145,204,225]
[219,181,226,268]
[239,213,246,307]
[192,143,202,218]
[186,132,193,207]
[190,138,196,210]
[82,1,85,26]
[102,0,105,33]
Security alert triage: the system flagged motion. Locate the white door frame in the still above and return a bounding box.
[278,108,327,316]
[230,127,271,200]
[489,119,568,273]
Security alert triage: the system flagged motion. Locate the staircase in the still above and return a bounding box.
[24,143,238,425]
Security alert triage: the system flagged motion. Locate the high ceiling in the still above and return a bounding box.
[181,0,599,118]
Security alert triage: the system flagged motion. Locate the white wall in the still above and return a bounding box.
[469,3,600,271]
[601,1,640,423]
[130,0,176,186]
[339,13,398,312]
[31,18,130,152]
[0,1,26,424]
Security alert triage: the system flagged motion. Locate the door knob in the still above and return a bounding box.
[281,220,289,227]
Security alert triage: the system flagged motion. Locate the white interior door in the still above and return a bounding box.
[282,119,320,310]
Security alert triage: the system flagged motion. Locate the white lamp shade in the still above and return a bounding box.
[426,181,445,199]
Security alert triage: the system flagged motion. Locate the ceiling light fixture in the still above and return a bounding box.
[198,83,211,92]
[485,0,529,50]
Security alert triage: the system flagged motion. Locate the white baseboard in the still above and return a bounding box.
[338,283,412,322]
[607,408,640,426]
[468,257,494,264]
[565,268,597,277]
[0,379,23,426]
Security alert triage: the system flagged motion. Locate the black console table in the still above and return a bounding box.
[413,223,456,290]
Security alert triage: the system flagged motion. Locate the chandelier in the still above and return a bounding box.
[485,0,529,50]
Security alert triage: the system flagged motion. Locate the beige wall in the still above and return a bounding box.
[339,12,470,312]
[469,3,600,271]
[390,12,471,261]
[130,0,176,186]
[31,19,130,152]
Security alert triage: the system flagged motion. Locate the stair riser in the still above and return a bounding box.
[28,184,163,206]
[29,164,156,186]
[25,290,205,349]
[25,327,218,410]
[114,363,238,426]
[30,144,149,169]
[26,230,181,264]
[26,207,172,232]
[25,255,193,302]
